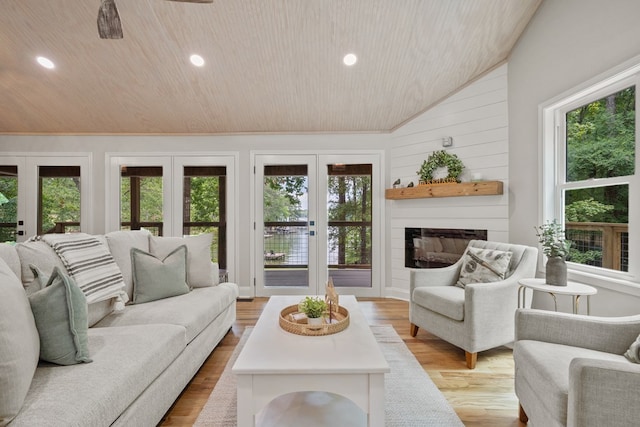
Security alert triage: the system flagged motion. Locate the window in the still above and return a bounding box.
[120,166,164,236]
[0,166,18,242]
[108,154,235,275]
[545,70,639,282]
[182,166,226,268]
[39,166,81,234]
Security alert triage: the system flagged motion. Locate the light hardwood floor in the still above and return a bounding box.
[159,298,526,427]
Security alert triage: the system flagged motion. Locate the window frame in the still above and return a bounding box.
[541,66,640,287]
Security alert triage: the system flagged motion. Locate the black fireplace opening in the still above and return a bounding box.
[405,228,488,268]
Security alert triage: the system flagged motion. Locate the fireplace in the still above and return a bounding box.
[405,228,487,268]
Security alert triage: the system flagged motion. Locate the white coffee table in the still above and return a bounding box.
[232,295,389,427]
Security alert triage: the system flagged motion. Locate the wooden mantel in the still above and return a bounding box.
[385,181,503,200]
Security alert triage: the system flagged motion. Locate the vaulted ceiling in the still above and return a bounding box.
[0,0,542,134]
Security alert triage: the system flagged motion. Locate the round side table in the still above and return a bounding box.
[518,278,597,315]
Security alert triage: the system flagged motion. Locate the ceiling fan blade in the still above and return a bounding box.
[98,0,123,39]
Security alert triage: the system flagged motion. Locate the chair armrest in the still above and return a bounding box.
[568,358,640,427]
[409,263,461,291]
[515,309,640,354]
[464,280,520,331]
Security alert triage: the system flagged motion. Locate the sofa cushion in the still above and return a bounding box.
[0,243,21,280]
[29,267,92,366]
[131,246,190,304]
[8,323,186,427]
[412,285,465,321]
[105,230,151,300]
[16,240,67,294]
[94,283,239,343]
[0,258,40,427]
[514,340,626,425]
[456,247,512,288]
[150,233,216,288]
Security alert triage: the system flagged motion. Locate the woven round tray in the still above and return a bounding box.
[279,304,350,336]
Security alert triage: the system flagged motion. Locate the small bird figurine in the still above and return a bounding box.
[407,181,414,187]
[392,178,401,188]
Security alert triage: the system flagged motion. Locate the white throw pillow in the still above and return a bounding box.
[105,230,151,300]
[456,247,512,288]
[150,233,216,288]
[16,240,67,294]
[0,257,40,426]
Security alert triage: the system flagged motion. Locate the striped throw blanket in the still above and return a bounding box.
[39,233,128,309]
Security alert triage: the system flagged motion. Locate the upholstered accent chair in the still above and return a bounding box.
[514,309,640,427]
[409,240,538,369]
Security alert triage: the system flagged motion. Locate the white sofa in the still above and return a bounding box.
[0,230,238,427]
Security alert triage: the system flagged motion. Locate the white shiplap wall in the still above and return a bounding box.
[386,64,509,299]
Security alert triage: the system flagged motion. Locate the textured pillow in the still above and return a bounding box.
[624,334,640,363]
[149,233,215,288]
[0,257,40,426]
[456,247,512,288]
[131,245,190,304]
[28,267,92,366]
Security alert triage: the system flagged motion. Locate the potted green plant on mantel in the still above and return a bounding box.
[298,296,328,325]
[535,220,572,286]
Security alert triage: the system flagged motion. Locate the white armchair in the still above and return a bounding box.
[409,240,538,368]
[514,309,640,427]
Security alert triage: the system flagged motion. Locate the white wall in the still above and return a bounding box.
[0,134,386,296]
[508,0,640,315]
[386,65,510,300]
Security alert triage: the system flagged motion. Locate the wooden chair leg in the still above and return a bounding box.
[409,323,419,337]
[465,351,477,369]
[519,404,529,423]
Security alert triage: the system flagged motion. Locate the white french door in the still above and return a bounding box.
[253,153,382,297]
[0,154,91,242]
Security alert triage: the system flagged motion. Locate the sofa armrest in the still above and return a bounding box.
[568,358,640,427]
[515,309,640,354]
[409,263,462,294]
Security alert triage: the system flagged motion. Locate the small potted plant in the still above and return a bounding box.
[535,219,572,286]
[298,296,328,326]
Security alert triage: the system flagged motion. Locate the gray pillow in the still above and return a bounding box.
[0,257,40,426]
[456,247,512,288]
[131,245,190,304]
[28,267,92,366]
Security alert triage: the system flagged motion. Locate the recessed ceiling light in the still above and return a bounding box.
[190,54,205,67]
[36,56,55,69]
[343,53,357,66]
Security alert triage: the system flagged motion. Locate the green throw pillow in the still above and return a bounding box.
[28,267,92,366]
[456,247,512,288]
[131,245,190,304]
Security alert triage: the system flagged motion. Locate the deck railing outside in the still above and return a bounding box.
[565,222,629,271]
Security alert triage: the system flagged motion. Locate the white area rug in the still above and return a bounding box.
[194,325,463,426]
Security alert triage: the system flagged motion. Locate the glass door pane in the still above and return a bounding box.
[263,164,310,288]
[0,166,18,243]
[120,166,163,236]
[182,166,226,268]
[38,166,81,234]
[327,164,372,288]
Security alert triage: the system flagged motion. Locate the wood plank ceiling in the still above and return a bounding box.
[0,0,541,134]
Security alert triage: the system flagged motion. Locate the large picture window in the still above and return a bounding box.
[545,71,639,283]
